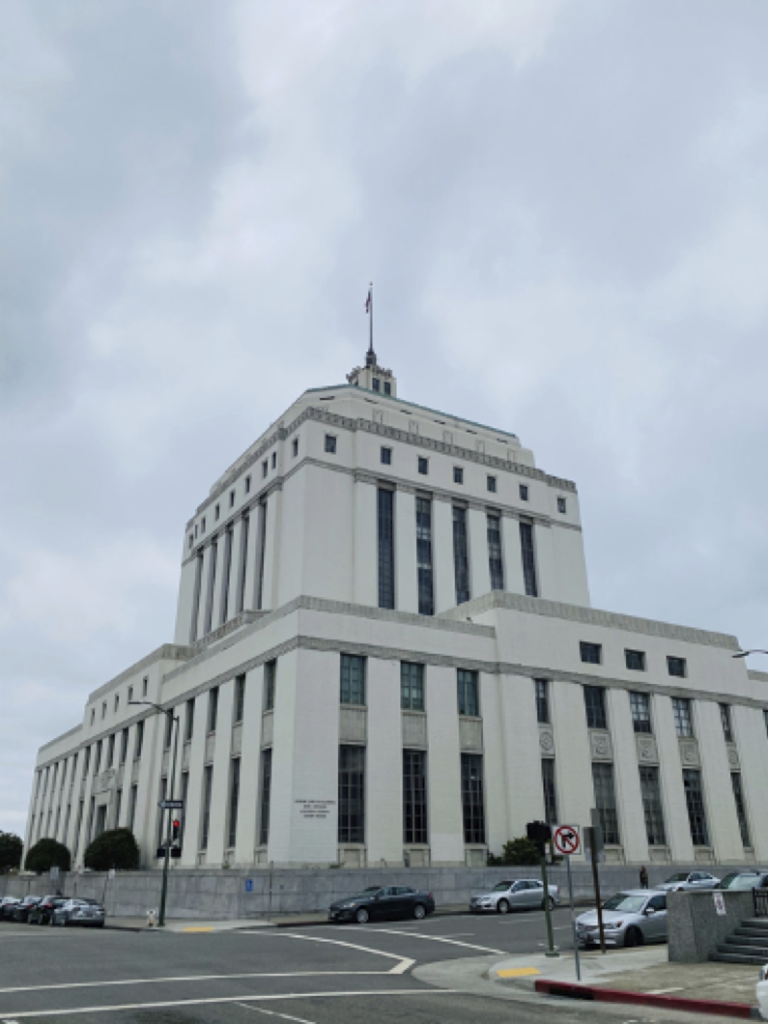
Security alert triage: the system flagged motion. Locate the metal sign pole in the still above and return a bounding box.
[565,854,581,981]
[541,855,559,958]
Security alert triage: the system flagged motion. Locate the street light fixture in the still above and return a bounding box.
[732,650,768,659]
[128,700,180,927]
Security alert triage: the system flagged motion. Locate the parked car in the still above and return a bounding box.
[0,897,20,920]
[469,878,561,914]
[28,896,69,925]
[11,897,42,923]
[716,871,768,891]
[328,885,435,923]
[52,898,105,928]
[655,871,720,892]
[576,889,668,948]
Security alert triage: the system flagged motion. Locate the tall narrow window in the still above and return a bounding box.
[453,507,470,604]
[672,697,693,737]
[190,551,204,642]
[731,773,750,847]
[204,541,217,635]
[403,750,428,844]
[401,662,425,711]
[460,753,485,844]
[112,791,121,831]
[185,698,195,742]
[683,768,709,845]
[259,749,272,846]
[236,515,250,614]
[220,527,233,625]
[120,728,128,764]
[338,746,365,843]
[128,787,137,833]
[720,704,733,742]
[208,686,219,733]
[535,679,550,724]
[107,734,115,767]
[487,514,504,591]
[592,762,620,844]
[541,759,558,825]
[519,521,538,597]
[264,660,276,711]
[164,712,174,749]
[83,747,91,777]
[134,721,144,759]
[256,501,268,610]
[340,655,365,705]
[416,497,434,616]
[584,686,607,730]
[630,692,652,733]
[457,669,479,717]
[234,674,246,723]
[377,488,395,610]
[179,772,189,845]
[228,758,241,849]
[638,765,666,845]
[201,765,213,850]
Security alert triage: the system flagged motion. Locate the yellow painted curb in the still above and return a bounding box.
[497,967,541,978]
[183,927,215,933]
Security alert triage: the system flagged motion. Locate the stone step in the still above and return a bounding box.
[738,918,768,931]
[729,932,768,946]
[716,942,768,958]
[710,951,768,965]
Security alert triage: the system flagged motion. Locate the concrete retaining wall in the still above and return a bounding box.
[668,889,756,963]
[0,863,752,922]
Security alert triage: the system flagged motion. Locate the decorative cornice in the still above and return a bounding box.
[437,591,740,651]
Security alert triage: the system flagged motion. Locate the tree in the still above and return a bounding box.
[84,828,139,872]
[0,832,23,873]
[498,836,542,866]
[24,837,71,874]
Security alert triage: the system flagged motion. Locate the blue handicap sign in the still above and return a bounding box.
[245,878,254,893]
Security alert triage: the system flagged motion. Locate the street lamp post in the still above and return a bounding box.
[129,700,179,927]
[733,650,768,659]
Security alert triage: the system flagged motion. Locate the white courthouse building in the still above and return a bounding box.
[27,349,768,870]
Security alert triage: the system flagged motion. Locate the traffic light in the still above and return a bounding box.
[172,818,180,842]
[526,820,551,857]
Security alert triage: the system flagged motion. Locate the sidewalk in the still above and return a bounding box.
[491,946,761,1019]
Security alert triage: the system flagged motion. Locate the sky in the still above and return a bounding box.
[2,0,768,838]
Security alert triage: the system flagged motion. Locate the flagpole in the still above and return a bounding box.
[369,282,373,357]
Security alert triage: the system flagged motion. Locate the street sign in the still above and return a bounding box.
[49,866,60,881]
[158,800,184,809]
[245,879,254,893]
[713,892,726,916]
[553,824,581,856]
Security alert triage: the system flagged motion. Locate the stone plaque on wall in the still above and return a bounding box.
[590,729,613,761]
[679,739,700,767]
[539,726,555,755]
[636,735,659,764]
[726,742,740,768]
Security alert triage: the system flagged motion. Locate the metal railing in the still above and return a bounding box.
[752,888,768,917]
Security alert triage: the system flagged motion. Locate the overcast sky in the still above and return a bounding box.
[2,0,768,838]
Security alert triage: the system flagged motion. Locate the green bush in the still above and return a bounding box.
[496,836,542,866]
[0,831,23,874]
[24,837,71,874]
[83,828,140,871]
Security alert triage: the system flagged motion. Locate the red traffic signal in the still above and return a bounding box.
[172,819,181,841]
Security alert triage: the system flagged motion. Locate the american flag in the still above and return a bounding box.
[365,288,372,313]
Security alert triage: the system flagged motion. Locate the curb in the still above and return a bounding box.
[535,978,760,1020]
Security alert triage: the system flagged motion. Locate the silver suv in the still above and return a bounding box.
[576,889,667,948]
[469,878,560,914]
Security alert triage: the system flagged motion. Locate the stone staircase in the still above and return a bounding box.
[710,917,768,965]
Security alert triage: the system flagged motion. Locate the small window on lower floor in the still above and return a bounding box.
[557,496,567,513]
[580,641,602,665]
[453,466,464,484]
[271,452,277,469]
[325,435,337,454]
[487,475,497,493]
[418,457,428,475]
[519,484,529,501]
[667,656,687,678]
[292,438,299,457]
[625,649,646,671]
[381,447,392,465]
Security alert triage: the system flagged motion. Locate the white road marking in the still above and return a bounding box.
[346,926,507,955]
[647,986,684,995]
[0,988,460,1018]
[236,1003,315,1024]
[0,971,393,996]
[241,931,415,973]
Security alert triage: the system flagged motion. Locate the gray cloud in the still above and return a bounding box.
[2,0,767,835]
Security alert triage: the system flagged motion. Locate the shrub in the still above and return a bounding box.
[24,837,71,874]
[498,836,541,866]
[0,832,23,874]
[83,828,140,871]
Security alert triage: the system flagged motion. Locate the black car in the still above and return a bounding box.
[0,897,20,920]
[11,897,42,923]
[328,885,435,924]
[28,896,68,925]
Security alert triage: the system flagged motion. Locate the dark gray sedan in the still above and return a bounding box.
[52,898,105,928]
[328,885,435,924]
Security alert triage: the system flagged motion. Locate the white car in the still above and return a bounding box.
[655,870,720,892]
[469,878,560,914]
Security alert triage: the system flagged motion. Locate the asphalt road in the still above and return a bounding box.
[0,910,732,1024]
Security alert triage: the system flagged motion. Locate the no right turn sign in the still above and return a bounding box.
[553,824,581,856]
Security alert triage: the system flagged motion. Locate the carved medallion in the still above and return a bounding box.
[539,728,554,753]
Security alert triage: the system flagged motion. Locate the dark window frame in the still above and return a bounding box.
[457,669,480,717]
[340,654,366,706]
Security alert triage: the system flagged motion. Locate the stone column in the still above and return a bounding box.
[468,506,491,600]
[732,705,768,862]
[179,690,210,867]
[426,665,464,865]
[205,679,235,866]
[606,688,648,863]
[501,513,525,595]
[234,664,264,865]
[353,478,378,607]
[261,488,282,610]
[366,657,403,864]
[695,700,744,862]
[653,694,694,862]
[395,486,418,614]
[432,498,456,613]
